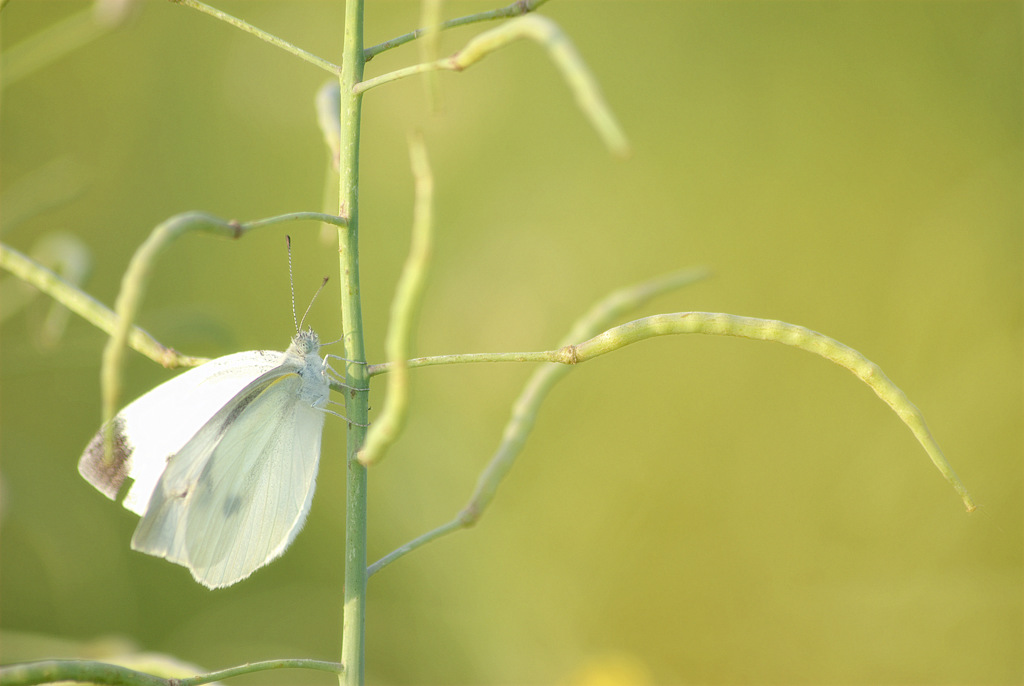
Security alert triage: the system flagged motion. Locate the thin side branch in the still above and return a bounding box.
[355,15,630,157]
[367,350,565,376]
[170,0,341,74]
[363,0,551,61]
[367,267,710,575]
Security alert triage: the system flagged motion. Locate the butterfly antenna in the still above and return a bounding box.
[299,276,330,330]
[287,235,299,333]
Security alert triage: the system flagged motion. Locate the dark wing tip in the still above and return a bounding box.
[78,415,134,500]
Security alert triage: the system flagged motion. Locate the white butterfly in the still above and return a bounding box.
[78,328,336,589]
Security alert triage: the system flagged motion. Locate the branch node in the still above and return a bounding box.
[559,344,579,364]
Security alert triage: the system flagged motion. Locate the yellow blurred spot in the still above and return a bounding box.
[565,652,653,686]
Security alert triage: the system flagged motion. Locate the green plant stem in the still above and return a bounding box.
[171,0,340,74]
[419,0,443,108]
[363,0,551,61]
[0,658,343,686]
[336,0,369,684]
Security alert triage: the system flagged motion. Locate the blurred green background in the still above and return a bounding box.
[1,1,1020,684]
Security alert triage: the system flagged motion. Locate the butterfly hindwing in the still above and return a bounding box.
[130,345,328,589]
[128,367,290,577]
[185,373,325,587]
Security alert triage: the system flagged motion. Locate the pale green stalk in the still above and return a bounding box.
[368,350,561,376]
[358,135,435,467]
[355,15,630,157]
[171,0,340,74]
[0,658,343,686]
[419,0,443,108]
[335,1,370,684]
[367,267,710,576]
[363,0,551,61]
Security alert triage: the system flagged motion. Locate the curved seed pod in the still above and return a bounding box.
[569,312,975,512]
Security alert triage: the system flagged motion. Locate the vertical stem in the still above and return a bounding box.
[338,1,368,685]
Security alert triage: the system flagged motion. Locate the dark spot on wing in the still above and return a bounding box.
[222,493,244,517]
[78,416,133,499]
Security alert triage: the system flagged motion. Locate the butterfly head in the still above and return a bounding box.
[289,328,321,357]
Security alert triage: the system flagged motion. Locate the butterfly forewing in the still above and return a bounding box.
[78,351,283,514]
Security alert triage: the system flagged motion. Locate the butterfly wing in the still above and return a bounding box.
[78,351,283,515]
[131,361,328,588]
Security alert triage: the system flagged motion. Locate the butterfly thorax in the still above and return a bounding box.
[283,329,329,408]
